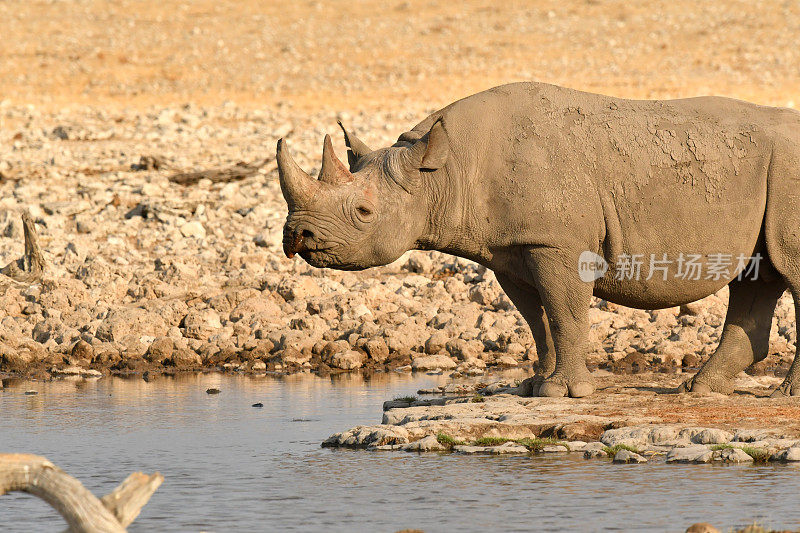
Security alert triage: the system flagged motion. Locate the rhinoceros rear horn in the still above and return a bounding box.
[277,138,318,210]
[319,134,355,185]
[408,118,449,171]
[337,120,372,170]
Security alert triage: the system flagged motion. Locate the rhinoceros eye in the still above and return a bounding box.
[354,204,374,223]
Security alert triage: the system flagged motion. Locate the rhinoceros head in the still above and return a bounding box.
[278,119,448,270]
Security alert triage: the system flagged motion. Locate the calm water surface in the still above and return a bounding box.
[1,372,799,532]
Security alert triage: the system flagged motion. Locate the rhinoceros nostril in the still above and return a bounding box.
[283,229,307,259]
[301,229,315,240]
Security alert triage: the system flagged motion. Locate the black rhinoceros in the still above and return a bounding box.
[276,82,800,399]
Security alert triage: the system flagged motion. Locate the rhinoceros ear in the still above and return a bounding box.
[337,120,372,171]
[408,118,448,171]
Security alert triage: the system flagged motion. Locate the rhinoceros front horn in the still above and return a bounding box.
[319,134,354,185]
[277,138,318,210]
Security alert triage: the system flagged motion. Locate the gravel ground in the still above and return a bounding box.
[0,0,798,380]
[0,102,796,379]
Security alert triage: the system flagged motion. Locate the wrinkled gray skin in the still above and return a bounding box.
[278,82,800,398]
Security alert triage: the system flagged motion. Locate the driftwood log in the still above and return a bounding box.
[1,211,45,285]
[168,158,276,185]
[0,454,163,532]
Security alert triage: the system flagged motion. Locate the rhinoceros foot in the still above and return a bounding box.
[769,380,800,398]
[677,375,735,396]
[518,375,545,397]
[536,372,595,398]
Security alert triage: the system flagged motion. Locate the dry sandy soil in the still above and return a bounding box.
[2,0,800,113]
[1,2,799,406]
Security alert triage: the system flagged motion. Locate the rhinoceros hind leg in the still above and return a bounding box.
[770,288,800,398]
[679,277,785,395]
[769,381,800,398]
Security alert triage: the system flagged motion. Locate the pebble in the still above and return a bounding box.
[666,445,714,464]
[411,354,458,371]
[716,447,753,463]
[773,447,800,462]
[403,435,444,452]
[613,450,648,464]
[541,444,570,453]
[179,221,206,239]
[686,523,721,533]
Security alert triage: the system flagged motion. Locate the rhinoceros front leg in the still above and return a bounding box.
[525,247,595,398]
[495,273,556,396]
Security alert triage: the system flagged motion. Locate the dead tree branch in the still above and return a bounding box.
[0,453,163,532]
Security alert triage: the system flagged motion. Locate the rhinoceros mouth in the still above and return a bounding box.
[298,249,368,271]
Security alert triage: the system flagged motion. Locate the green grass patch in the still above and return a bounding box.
[602,444,640,456]
[741,446,770,464]
[436,433,466,449]
[437,434,572,452]
[710,444,770,463]
[516,437,571,452]
[471,394,485,403]
[393,395,418,403]
[471,436,512,446]
[709,444,735,451]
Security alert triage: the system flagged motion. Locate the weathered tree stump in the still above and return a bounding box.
[0,211,46,286]
[0,453,163,532]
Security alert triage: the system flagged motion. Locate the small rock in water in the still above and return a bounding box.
[716,447,753,463]
[24,390,38,395]
[489,442,529,454]
[206,388,221,395]
[542,444,570,453]
[584,448,608,459]
[252,402,264,408]
[666,445,713,464]
[685,523,720,533]
[612,449,647,464]
[773,446,800,462]
[691,428,733,445]
[402,435,444,452]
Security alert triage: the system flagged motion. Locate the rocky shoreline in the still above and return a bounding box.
[0,104,797,385]
[322,373,800,466]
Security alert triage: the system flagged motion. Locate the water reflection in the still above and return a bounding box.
[1,373,799,532]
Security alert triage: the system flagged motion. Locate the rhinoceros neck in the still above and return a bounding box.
[413,165,490,265]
